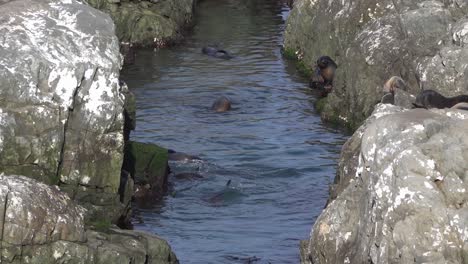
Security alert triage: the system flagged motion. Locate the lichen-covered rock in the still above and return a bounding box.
[122,141,169,205]
[302,104,468,264]
[0,0,125,222]
[87,0,196,47]
[0,174,178,264]
[284,0,468,128]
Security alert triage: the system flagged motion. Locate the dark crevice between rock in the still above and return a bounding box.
[0,187,10,263]
[56,68,96,185]
[118,83,136,229]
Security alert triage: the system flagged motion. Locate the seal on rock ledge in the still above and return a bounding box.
[451,102,468,111]
[413,90,468,109]
[309,56,337,97]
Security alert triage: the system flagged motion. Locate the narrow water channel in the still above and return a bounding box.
[121,0,348,263]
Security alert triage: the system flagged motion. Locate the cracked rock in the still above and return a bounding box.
[301,104,468,264]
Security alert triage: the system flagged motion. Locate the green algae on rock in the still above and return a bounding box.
[123,141,170,204]
[87,0,197,47]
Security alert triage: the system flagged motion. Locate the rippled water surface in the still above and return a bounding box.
[121,0,348,263]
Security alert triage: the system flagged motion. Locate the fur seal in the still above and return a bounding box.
[174,172,204,180]
[380,76,416,108]
[413,90,468,109]
[381,76,407,104]
[309,56,337,97]
[383,76,407,94]
[168,149,202,162]
[212,96,232,112]
[202,46,233,60]
[451,102,468,111]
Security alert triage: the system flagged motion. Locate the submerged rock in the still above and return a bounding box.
[302,104,468,263]
[284,0,468,128]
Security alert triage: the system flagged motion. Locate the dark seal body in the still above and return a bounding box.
[202,46,233,60]
[309,56,337,97]
[212,96,232,112]
[414,90,468,109]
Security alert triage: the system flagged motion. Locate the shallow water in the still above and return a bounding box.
[121,0,348,263]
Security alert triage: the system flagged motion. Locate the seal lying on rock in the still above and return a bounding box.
[212,96,232,112]
[202,46,233,60]
[413,90,468,109]
[168,149,202,162]
[309,56,337,97]
[451,102,468,111]
[383,76,407,94]
[380,76,415,109]
[381,76,407,104]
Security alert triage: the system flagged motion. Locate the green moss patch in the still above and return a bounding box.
[88,219,112,232]
[122,141,169,195]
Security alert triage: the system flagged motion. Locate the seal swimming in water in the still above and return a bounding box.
[212,96,232,112]
[202,46,233,60]
[174,172,204,180]
[413,90,468,109]
[206,180,233,205]
[309,56,337,97]
[168,149,202,162]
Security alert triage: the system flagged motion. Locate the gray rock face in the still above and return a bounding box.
[0,0,125,221]
[284,0,468,128]
[87,0,196,47]
[0,0,179,262]
[0,175,178,264]
[302,104,468,264]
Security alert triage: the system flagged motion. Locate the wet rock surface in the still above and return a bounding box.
[284,0,468,128]
[302,104,468,263]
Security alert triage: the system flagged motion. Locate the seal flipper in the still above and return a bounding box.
[412,102,427,109]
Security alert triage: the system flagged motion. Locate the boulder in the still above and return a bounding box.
[302,104,468,263]
[0,174,178,264]
[87,0,196,47]
[122,141,170,205]
[0,0,126,222]
[284,0,468,129]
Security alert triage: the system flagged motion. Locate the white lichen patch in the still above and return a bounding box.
[394,187,416,207]
[357,23,395,65]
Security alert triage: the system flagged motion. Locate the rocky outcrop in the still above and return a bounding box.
[87,0,196,47]
[284,0,468,128]
[0,175,178,264]
[0,0,179,261]
[122,141,170,206]
[0,0,126,222]
[302,104,468,263]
